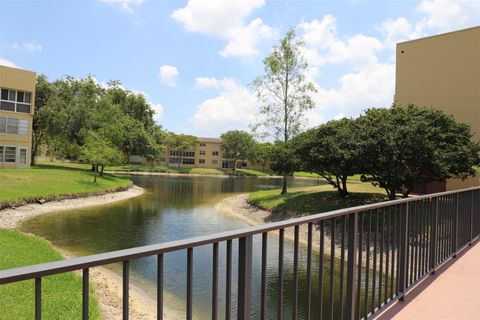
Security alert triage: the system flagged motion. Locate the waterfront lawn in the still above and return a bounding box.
[248,183,387,215]
[293,172,364,181]
[0,230,101,319]
[0,164,131,207]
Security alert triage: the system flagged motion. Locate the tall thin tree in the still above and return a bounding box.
[252,28,316,194]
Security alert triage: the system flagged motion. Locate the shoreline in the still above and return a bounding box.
[0,185,170,319]
[215,193,337,253]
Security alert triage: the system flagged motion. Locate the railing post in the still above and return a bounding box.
[399,203,409,301]
[35,277,41,320]
[430,198,438,274]
[470,190,474,245]
[345,212,358,320]
[238,235,253,320]
[454,194,459,257]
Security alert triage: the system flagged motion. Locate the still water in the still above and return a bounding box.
[21,175,346,319]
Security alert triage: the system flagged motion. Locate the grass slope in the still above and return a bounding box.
[0,230,101,319]
[0,164,131,207]
[248,183,387,215]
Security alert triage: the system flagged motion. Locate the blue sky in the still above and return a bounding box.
[1,0,479,137]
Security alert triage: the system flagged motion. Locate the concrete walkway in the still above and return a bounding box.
[375,240,480,320]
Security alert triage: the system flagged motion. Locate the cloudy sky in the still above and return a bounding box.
[1,0,479,137]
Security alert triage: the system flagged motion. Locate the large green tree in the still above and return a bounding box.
[249,142,274,170]
[220,130,255,171]
[252,28,316,194]
[358,105,480,199]
[80,132,123,183]
[293,118,363,197]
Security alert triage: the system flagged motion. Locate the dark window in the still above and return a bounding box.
[4,147,16,163]
[183,158,195,165]
[16,103,31,113]
[199,143,206,147]
[1,89,8,100]
[25,92,31,103]
[17,92,24,103]
[212,151,219,156]
[0,101,15,112]
[8,90,16,101]
[0,146,3,162]
[199,159,205,164]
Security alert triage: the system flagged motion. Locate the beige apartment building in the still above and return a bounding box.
[395,26,480,192]
[0,66,36,168]
[130,137,261,170]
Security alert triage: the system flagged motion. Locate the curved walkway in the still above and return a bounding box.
[375,239,480,320]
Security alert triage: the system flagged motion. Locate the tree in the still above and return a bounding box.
[249,142,274,170]
[166,134,198,168]
[252,28,316,194]
[220,130,255,171]
[31,74,54,165]
[270,141,301,178]
[294,118,363,197]
[357,105,480,199]
[80,132,123,183]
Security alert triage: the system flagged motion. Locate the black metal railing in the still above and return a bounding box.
[1,187,479,320]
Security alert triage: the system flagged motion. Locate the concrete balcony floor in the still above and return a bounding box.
[375,239,480,320]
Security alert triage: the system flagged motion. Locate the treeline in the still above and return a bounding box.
[33,75,168,167]
[271,105,480,199]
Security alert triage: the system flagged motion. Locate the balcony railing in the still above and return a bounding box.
[1,187,479,320]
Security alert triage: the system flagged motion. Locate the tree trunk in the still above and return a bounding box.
[387,188,396,200]
[93,164,98,183]
[233,159,237,171]
[281,175,288,194]
[30,131,43,166]
[100,165,105,176]
[341,176,348,197]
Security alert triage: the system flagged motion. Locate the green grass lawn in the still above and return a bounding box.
[248,183,387,215]
[0,229,101,319]
[0,164,131,208]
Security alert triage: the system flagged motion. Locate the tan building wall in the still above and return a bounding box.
[132,136,267,170]
[0,65,36,168]
[395,26,480,191]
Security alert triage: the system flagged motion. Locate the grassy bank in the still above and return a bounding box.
[0,229,101,319]
[0,164,131,208]
[248,183,387,215]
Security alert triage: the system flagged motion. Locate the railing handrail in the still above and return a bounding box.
[1,186,478,285]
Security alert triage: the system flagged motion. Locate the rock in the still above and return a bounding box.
[37,199,47,205]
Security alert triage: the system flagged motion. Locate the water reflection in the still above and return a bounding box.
[22,175,333,319]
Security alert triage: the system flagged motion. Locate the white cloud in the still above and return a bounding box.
[190,78,258,134]
[194,77,238,90]
[416,0,480,32]
[171,0,274,59]
[98,0,144,13]
[151,103,164,123]
[11,41,42,52]
[0,58,17,68]
[158,65,179,87]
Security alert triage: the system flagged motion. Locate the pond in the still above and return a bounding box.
[21,175,349,319]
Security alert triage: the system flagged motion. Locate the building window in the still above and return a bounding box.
[199,150,206,156]
[19,119,29,135]
[0,117,5,133]
[0,146,3,162]
[6,118,18,134]
[169,158,181,164]
[212,160,218,165]
[183,158,195,165]
[0,88,32,113]
[4,146,16,163]
[199,143,206,147]
[159,157,166,162]
[199,159,205,164]
[19,148,27,165]
[212,151,219,156]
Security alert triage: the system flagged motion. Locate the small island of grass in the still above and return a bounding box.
[248,183,387,215]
